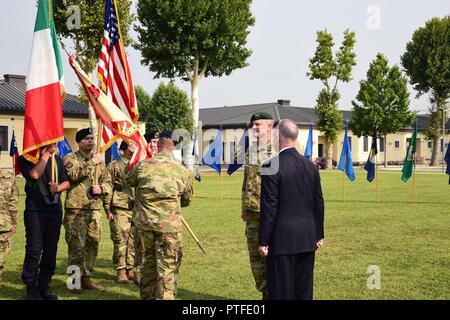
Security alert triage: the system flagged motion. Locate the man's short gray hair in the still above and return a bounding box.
[278,119,298,140]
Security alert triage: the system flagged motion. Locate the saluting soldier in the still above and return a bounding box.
[241,112,275,300]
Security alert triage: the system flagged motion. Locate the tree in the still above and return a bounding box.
[137,83,194,134]
[307,29,357,169]
[54,0,134,146]
[401,16,450,166]
[350,53,413,167]
[134,0,255,167]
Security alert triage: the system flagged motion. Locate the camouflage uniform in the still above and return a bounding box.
[0,169,19,285]
[63,151,112,277]
[242,141,274,294]
[107,157,137,272]
[127,152,193,300]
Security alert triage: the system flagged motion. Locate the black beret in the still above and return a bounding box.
[144,130,159,142]
[75,128,93,143]
[119,140,128,151]
[249,112,273,125]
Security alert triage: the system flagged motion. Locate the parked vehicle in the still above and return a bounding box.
[314,157,337,170]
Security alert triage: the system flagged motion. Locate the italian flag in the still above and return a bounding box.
[23,0,65,163]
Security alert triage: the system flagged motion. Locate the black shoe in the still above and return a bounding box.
[38,278,58,300]
[26,286,43,300]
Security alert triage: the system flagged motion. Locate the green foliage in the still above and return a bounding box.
[315,88,343,142]
[350,53,413,138]
[307,29,357,143]
[134,0,255,80]
[54,0,135,72]
[138,83,194,134]
[401,16,450,100]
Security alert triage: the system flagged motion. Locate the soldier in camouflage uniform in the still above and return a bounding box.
[107,141,138,284]
[241,112,275,300]
[127,130,193,300]
[0,169,19,287]
[63,128,112,292]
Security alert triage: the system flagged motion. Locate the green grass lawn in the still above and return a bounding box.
[1,169,449,300]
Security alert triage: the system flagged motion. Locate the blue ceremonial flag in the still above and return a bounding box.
[304,124,313,159]
[337,123,355,181]
[445,141,450,185]
[111,141,120,160]
[202,128,223,174]
[193,127,201,182]
[364,127,378,182]
[227,129,249,175]
[57,136,72,158]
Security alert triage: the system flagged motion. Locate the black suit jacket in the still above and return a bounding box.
[259,148,324,256]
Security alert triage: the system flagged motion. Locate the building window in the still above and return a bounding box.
[347,136,352,150]
[394,141,400,149]
[318,144,323,158]
[379,137,385,152]
[428,141,432,149]
[363,136,368,152]
[0,126,8,153]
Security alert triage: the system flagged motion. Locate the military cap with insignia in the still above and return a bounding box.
[249,112,274,126]
[75,128,93,142]
[144,130,160,142]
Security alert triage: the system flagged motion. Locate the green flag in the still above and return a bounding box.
[401,122,417,182]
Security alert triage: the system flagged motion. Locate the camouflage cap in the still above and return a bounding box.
[75,128,93,142]
[249,112,274,126]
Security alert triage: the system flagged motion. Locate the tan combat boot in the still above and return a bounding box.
[81,276,104,291]
[117,269,130,284]
[126,268,140,286]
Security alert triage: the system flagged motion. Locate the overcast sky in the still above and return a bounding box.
[1,0,449,112]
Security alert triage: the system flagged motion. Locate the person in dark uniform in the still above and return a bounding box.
[258,119,325,300]
[18,143,70,300]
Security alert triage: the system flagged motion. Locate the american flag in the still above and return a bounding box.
[97,0,138,152]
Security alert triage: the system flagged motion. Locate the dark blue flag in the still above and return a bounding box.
[337,123,355,181]
[304,124,313,159]
[445,141,450,184]
[364,127,378,182]
[111,141,120,160]
[10,130,20,176]
[227,129,249,175]
[57,136,72,158]
[202,128,223,174]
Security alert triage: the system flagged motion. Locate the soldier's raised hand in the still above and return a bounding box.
[92,185,102,195]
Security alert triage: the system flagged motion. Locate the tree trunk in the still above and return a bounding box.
[325,139,333,170]
[430,136,439,166]
[384,134,387,168]
[186,77,200,170]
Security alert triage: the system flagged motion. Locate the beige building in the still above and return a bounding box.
[199,99,450,167]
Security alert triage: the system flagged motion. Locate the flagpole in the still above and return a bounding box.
[376,154,380,205]
[95,119,103,185]
[413,153,417,204]
[51,153,55,184]
[343,158,346,202]
[220,172,224,200]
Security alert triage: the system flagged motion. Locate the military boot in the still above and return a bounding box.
[117,269,130,284]
[0,269,4,288]
[262,291,269,300]
[81,276,104,291]
[26,285,43,300]
[126,267,140,286]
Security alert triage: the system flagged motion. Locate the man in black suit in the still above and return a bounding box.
[258,119,324,300]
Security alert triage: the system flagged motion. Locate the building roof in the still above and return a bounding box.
[0,74,88,118]
[200,99,449,132]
